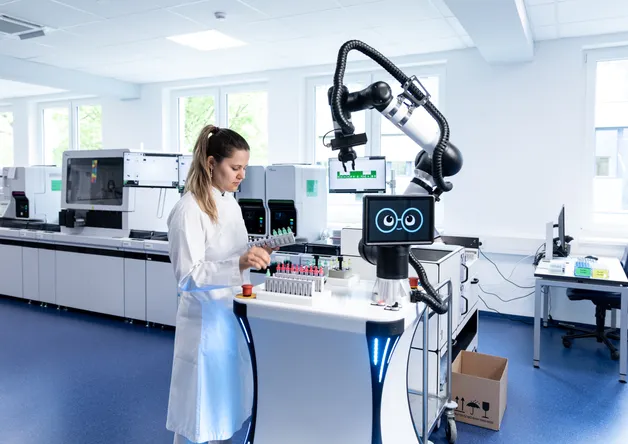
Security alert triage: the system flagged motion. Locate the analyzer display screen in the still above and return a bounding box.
[363,195,434,246]
[124,152,179,188]
[66,157,124,206]
[328,156,386,193]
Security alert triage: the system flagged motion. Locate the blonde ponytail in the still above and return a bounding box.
[184,124,250,224]
[185,125,220,223]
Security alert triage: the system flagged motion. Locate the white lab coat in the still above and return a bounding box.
[166,187,253,443]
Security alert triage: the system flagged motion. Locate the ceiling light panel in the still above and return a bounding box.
[167,29,247,51]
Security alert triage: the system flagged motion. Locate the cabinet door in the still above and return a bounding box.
[22,247,39,301]
[0,244,23,298]
[38,248,56,304]
[56,250,125,317]
[146,256,177,326]
[124,258,146,321]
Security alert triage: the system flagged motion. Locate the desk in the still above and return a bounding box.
[534,256,628,383]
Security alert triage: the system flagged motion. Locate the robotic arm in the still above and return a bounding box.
[327,40,463,199]
[327,40,464,313]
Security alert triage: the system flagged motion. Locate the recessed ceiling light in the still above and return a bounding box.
[167,29,246,51]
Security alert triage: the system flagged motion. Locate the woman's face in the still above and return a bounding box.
[209,149,250,193]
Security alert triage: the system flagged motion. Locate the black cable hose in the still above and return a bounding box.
[408,250,448,314]
[331,40,452,192]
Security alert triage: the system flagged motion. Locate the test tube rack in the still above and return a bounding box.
[247,228,296,249]
[574,260,593,278]
[272,271,325,293]
[254,269,331,306]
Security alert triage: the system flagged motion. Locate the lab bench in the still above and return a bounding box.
[0,227,178,327]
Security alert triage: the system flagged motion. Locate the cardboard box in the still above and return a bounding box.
[451,351,508,431]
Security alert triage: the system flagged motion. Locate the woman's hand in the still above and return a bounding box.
[262,246,280,255]
[240,246,271,271]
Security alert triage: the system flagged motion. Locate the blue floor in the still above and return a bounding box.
[0,297,626,444]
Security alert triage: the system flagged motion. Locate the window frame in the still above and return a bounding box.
[304,64,446,229]
[170,82,269,159]
[584,47,628,236]
[305,72,374,164]
[368,64,447,158]
[0,105,14,168]
[37,98,102,165]
[305,64,446,165]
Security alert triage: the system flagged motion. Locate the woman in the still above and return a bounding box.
[166,124,271,444]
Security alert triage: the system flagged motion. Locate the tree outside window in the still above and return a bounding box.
[227,91,268,166]
[42,103,103,167]
[179,96,216,153]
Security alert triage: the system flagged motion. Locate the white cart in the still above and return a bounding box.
[233,279,457,444]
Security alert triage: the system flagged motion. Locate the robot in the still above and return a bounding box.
[326,40,464,315]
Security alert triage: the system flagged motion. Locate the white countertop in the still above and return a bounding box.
[0,227,170,254]
[235,280,425,334]
[535,255,628,285]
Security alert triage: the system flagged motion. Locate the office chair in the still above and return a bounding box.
[561,248,628,361]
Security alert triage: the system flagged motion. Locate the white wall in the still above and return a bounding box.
[8,32,628,324]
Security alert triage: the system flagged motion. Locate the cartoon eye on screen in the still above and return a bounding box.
[363,195,435,246]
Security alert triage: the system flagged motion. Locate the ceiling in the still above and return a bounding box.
[0,78,64,98]
[0,0,627,98]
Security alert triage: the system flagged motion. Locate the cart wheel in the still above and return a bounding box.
[562,338,572,349]
[446,418,457,444]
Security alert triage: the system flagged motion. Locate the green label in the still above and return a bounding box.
[51,179,62,191]
[574,267,592,277]
[337,170,377,179]
[306,179,318,197]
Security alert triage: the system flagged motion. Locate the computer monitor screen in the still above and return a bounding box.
[558,205,566,253]
[123,152,179,188]
[328,156,386,193]
[362,195,435,246]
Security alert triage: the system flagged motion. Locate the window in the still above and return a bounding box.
[0,110,14,167]
[173,86,269,165]
[227,91,268,166]
[43,107,70,166]
[77,105,103,150]
[380,75,440,194]
[314,83,367,164]
[309,76,370,228]
[307,67,445,229]
[596,156,611,177]
[178,95,216,153]
[592,58,628,218]
[40,101,102,167]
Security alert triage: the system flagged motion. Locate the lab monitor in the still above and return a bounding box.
[123,152,179,188]
[362,195,435,246]
[557,205,568,256]
[328,156,386,193]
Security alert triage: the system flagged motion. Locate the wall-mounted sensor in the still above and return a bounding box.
[214,11,226,21]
